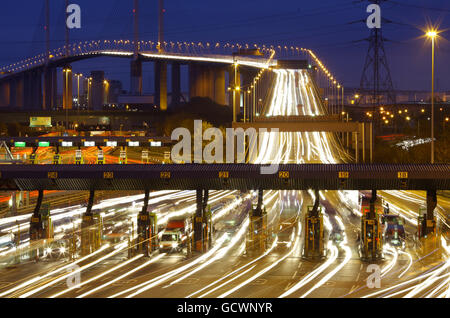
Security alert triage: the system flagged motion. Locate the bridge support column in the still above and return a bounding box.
[155,61,168,111]
[9,78,17,108]
[189,64,216,102]
[360,190,382,261]
[136,190,158,257]
[81,190,103,256]
[23,72,33,109]
[130,59,143,95]
[63,66,73,110]
[214,67,226,105]
[171,62,181,107]
[193,189,211,252]
[43,67,57,110]
[303,190,325,259]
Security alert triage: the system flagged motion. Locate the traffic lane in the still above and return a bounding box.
[40,251,190,298]
[55,193,251,298]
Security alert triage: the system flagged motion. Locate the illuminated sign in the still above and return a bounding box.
[30,117,52,127]
[38,141,50,147]
[128,141,139,147]
[14,142,26,147]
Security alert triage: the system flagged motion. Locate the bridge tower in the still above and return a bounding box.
[130,0,143,96]
[62,0,73,110]
[154,0,168,111]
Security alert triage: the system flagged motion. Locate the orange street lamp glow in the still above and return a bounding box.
[426,30,437,38]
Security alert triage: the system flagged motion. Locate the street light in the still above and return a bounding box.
[426,29,438,163]
[75,73,83,108]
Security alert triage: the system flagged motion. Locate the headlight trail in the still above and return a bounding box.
[397,250,413,279]
[189,238,279,298]
[19,242,128,298]
[0,244,110,297]
[77,253,166,298]
[50,254,144,298]
[168,218,250,286]
[300,215,352,298]
[218,223,301,298]
[381,245,398,278]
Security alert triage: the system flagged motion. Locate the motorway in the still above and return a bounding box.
[0,69,448,298]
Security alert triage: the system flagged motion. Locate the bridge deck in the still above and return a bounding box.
[0,164,448,191]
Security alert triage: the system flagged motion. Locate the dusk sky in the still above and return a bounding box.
[0,0,449,93]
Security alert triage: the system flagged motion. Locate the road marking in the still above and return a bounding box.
[250,279,267,286]
[348,284,358,294]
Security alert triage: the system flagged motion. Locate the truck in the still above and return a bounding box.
[159,218,189,253]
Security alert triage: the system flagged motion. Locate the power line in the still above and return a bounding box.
[390,1,450,12]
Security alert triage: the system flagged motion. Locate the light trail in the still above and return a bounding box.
[19,242,129,298]
[50,254,144,298]
[0,244,110,297]
[77,253,166,298]
[218,223,301,298]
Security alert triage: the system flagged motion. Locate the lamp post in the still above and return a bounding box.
[75,73,82,108]
[426,30,437,163]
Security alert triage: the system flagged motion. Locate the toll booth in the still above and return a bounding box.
[193,190,210,253]
[204,207,213,250]
[417,207,440,257]
[97,149,104,165]
[136,212,158,256]
[418,190,437,239]
[29,203,54,241]
[163,151,171,164]
[360,207,383,261]
[75,149,83,165]
[80,211,103,256]
[53,153,61,164]
[29,153,37,164]
[119,147,127,164]
[185,217,193,258]
[246,204,268,254]
[142,150,149,164]
[29,202,54,260]
[303,205,326,259]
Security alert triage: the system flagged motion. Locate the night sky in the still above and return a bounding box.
[0,0,449,93]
